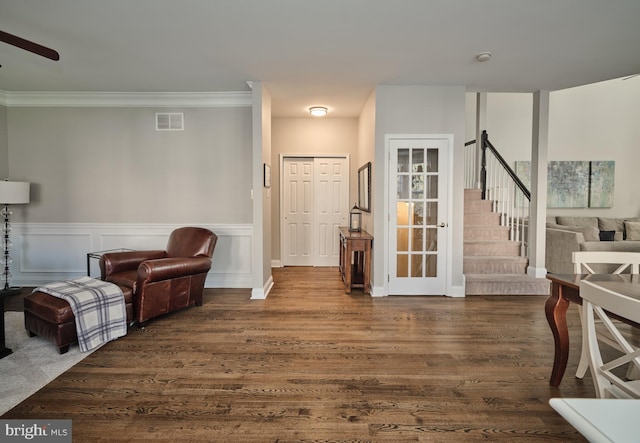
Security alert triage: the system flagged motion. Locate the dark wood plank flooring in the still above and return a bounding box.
[2,267,591,441]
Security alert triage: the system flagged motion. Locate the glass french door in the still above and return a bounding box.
[388,137,449,295]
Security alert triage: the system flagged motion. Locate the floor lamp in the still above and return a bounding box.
[0,180,30,296]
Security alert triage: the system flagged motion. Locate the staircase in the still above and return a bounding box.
[464,189,550,295]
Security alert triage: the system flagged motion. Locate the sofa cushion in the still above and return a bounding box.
[581,240,640,252]
[556,225,600,242]
[556,216,599,229]
[599,230,616,241]
[625,221,640,241]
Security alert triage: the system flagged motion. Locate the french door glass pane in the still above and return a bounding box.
[425,255,437,277]
[397,228,408,251]
[397,254,408,277]
[425,175,438,199]
[411,228,423,251]
[426,149,438,172]
[398,149,410,172]
[411,254,423,278]
[412,175,424,199]
[397,176,409,199]
[425,228,437,251]
[397,202,409,225]
[413,202,424,225]
[425,202,438,225]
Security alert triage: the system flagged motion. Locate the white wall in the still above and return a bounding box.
[357,91,376,234]
[0,105,7,179]
[549,79,640,217]
[271,117,359,263]
[5,102,255,288]
[8,106,253,223]
[465,77,640,218]
[251,82,273,298]
[373,85,466,296]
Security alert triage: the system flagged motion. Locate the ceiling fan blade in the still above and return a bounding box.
[0,29,59,61]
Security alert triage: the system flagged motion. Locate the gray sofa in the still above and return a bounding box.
[546,216,640,274]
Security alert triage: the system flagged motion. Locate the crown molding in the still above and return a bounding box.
[0,90,252,107]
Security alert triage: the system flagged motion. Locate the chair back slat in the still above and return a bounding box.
[572,251,640,275]
[580,279,640,398]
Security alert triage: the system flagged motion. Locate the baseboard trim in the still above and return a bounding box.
[251,275,274,300]
[527,266,548,278]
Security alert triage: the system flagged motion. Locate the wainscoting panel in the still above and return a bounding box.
[10,223,253,288]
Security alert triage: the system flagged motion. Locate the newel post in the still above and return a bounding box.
[480,130,488,200]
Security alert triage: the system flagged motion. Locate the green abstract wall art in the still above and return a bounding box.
[588,161,615,208]
[547,161,590,208]
[513,160,614,208]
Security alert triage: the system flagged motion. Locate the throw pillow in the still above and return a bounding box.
[624,221,640,241]
[598,217,625,233]
[599,230,615,241]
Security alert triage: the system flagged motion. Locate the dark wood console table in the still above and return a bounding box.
[338,227,373,294]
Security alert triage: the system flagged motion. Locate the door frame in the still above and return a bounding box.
[279,153,350,267]
[383,134,454,296]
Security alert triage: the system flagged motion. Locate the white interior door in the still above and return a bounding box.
[388,137,449,295]
[314,158,349,266]
[282,156,348,267]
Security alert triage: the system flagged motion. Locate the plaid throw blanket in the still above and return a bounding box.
[34,276,127,352]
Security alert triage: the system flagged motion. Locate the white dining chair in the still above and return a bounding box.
[580,277,640,398]
[572,251,640,380]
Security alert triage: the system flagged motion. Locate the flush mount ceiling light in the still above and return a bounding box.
[309,106,328,117]
[475,52,492,62]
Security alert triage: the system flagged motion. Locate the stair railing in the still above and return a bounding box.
[465,130,531,258]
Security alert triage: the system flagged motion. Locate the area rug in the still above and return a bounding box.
[0,312,98,415]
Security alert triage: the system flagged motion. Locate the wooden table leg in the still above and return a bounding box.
[345,242,352,294]
[545,282,571,387]
[364,243,371,294]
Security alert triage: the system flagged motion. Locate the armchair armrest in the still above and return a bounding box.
[100,250,167,279]
[138,257,212,283]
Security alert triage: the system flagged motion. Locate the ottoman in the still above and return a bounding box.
[23,284,133,354]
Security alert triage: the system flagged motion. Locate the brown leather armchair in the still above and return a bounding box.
[99,227,217,324]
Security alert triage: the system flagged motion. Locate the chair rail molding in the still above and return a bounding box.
[10,222,253,288]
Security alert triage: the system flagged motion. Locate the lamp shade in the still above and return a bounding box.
[0,181,30,204]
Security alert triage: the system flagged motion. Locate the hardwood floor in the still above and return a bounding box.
[2,267,591,441]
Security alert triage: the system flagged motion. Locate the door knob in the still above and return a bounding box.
[438,222,447,227]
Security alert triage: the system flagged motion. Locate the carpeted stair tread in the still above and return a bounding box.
[464,240,522,257]
[464,226,510,241]
[463,188,539,295]
[464,189,482,200]
[464,255,527,261]
[464,200,493,212]
[464,256,528,272]
[465,274,550,295]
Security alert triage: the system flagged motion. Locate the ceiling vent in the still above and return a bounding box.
[156,112,184,131]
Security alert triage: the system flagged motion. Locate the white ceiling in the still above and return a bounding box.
[1,0,639,117]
